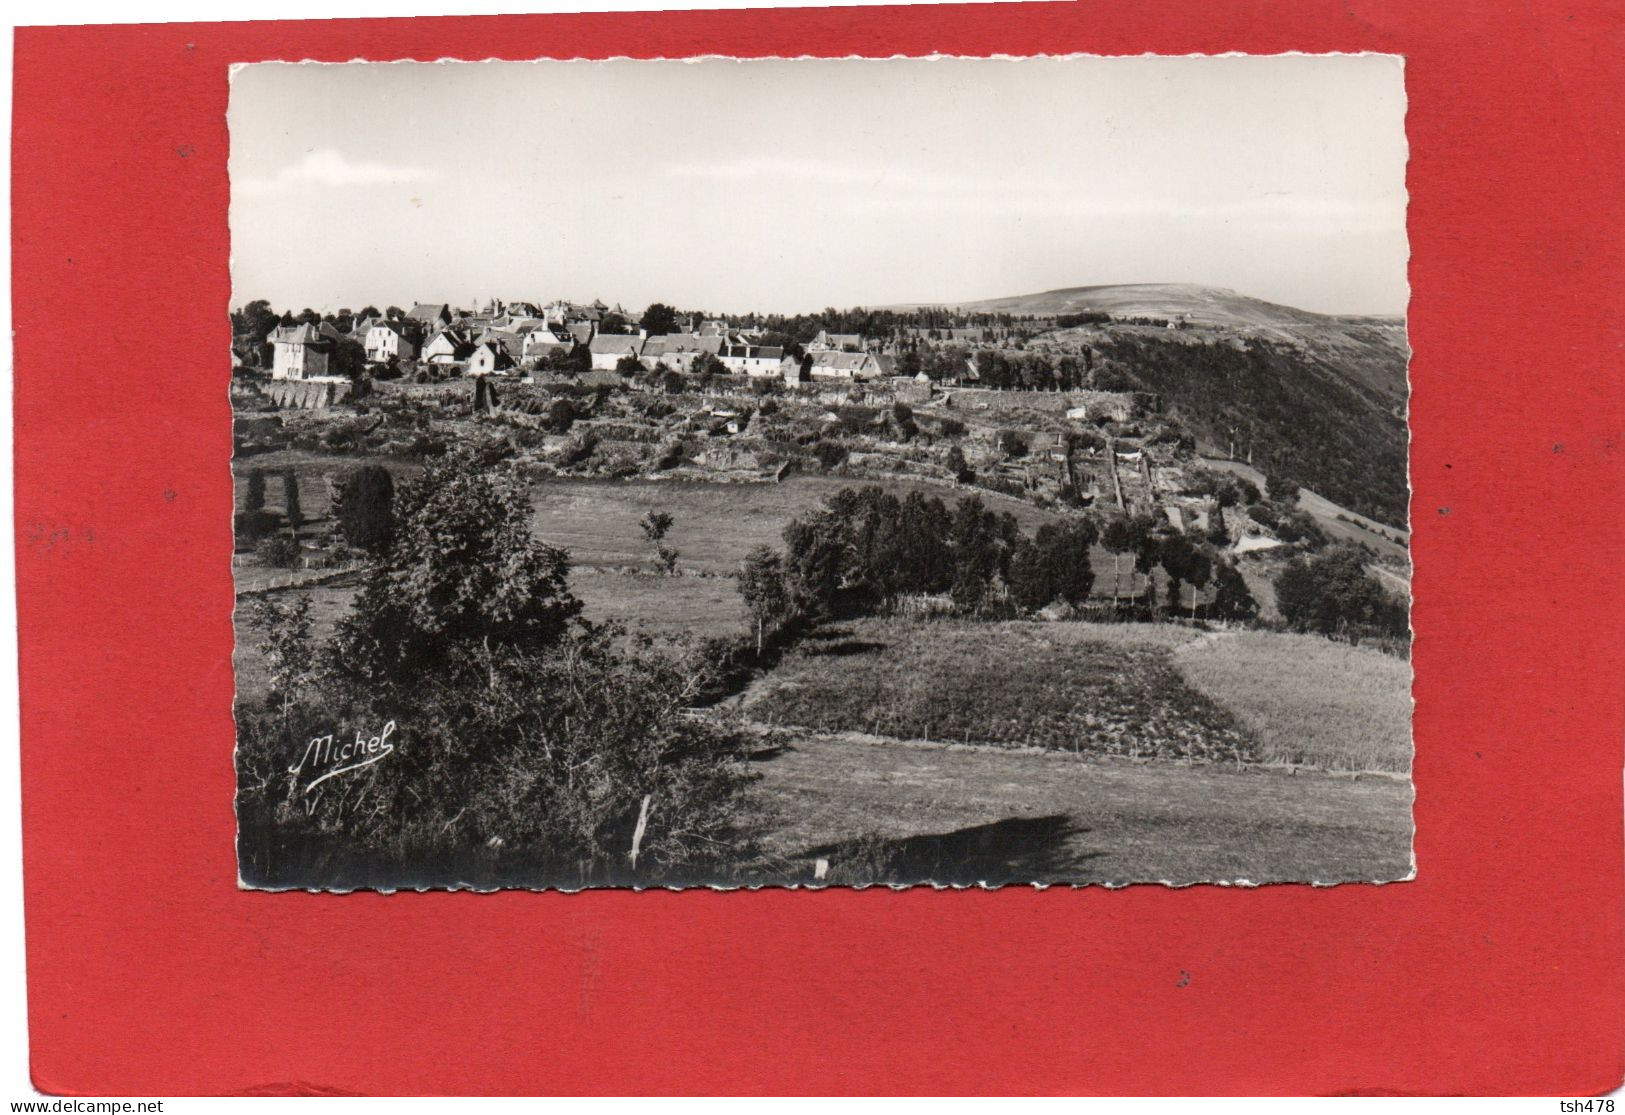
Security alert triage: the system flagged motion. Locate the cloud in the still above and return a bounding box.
[238,149,443,195]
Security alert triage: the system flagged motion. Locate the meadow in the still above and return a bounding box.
[741,618,1259,764]
[751,731,1412,885]
[523,474,1061,573]
[1172,631,1413,773]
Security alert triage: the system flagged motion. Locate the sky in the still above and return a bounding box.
[229,55,1408,317]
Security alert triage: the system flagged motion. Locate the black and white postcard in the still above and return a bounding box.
[229,55,1411,890]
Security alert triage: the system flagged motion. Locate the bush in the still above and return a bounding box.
[995,429,1028,458]
[811,441,848,471]
[546,398,577,433]
[236,628,763,889]
[256,533,302,569]
[234,509,280,546]
[558,430,599,466]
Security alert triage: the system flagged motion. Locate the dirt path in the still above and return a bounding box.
[748,728,1412,886]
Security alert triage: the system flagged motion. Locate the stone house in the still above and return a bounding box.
[269,323,334,380]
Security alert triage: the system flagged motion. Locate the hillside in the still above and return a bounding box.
[896,282,1409,526]
[1089,329,1409,526]
[945,282,1337,328]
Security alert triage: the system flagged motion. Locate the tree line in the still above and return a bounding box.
[736,486,1263,649]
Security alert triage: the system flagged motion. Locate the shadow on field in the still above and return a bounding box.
[798,627,889,658]
[802,813,1101,886]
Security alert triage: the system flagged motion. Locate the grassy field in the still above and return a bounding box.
[741,618,1258,764]
[526,474,1062,574]
[571,569,746,641]
[1172,631,1413,773]
[749,729,1412,885]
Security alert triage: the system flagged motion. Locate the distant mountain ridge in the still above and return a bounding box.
[893,282,1401,329]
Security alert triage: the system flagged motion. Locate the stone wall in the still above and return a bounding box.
[265,379,353,410]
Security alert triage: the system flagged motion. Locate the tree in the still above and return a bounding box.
[1157,533,1213,618]
[639,511,679,575]
[246,469,267,513]
[944,445,972,484]
[1275,545,1392,640]
[641,303,680,337]
[386,306,404,320]
[600,312,631,335]
[1010,519,1097,611]
[739,545,791,653]
[282,471,303,534]
[782,507,852,618]
[995,429,1028,459]
[949,495,1020,614]
[333,465,396,555]
[1208,560,1258,623]
[231,300,282,367]
[328,448,582,687]
[231,299,281,354]
[616,353,643,376]
[332,337,368,381]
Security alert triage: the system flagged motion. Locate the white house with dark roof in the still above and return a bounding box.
[522,327,574,364]
[587,333,644,371]
[719,343,785,377]
[423,328,475,365]
[468,339,518,376]
[808,350,882,381]
[363,319,418,364]
[405,303,452,333]
[641,333,723,372]
[269,322,335,380]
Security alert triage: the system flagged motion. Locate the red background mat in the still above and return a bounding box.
[12,2,1624,1096]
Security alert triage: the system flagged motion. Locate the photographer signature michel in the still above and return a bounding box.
[289,721,396,794]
